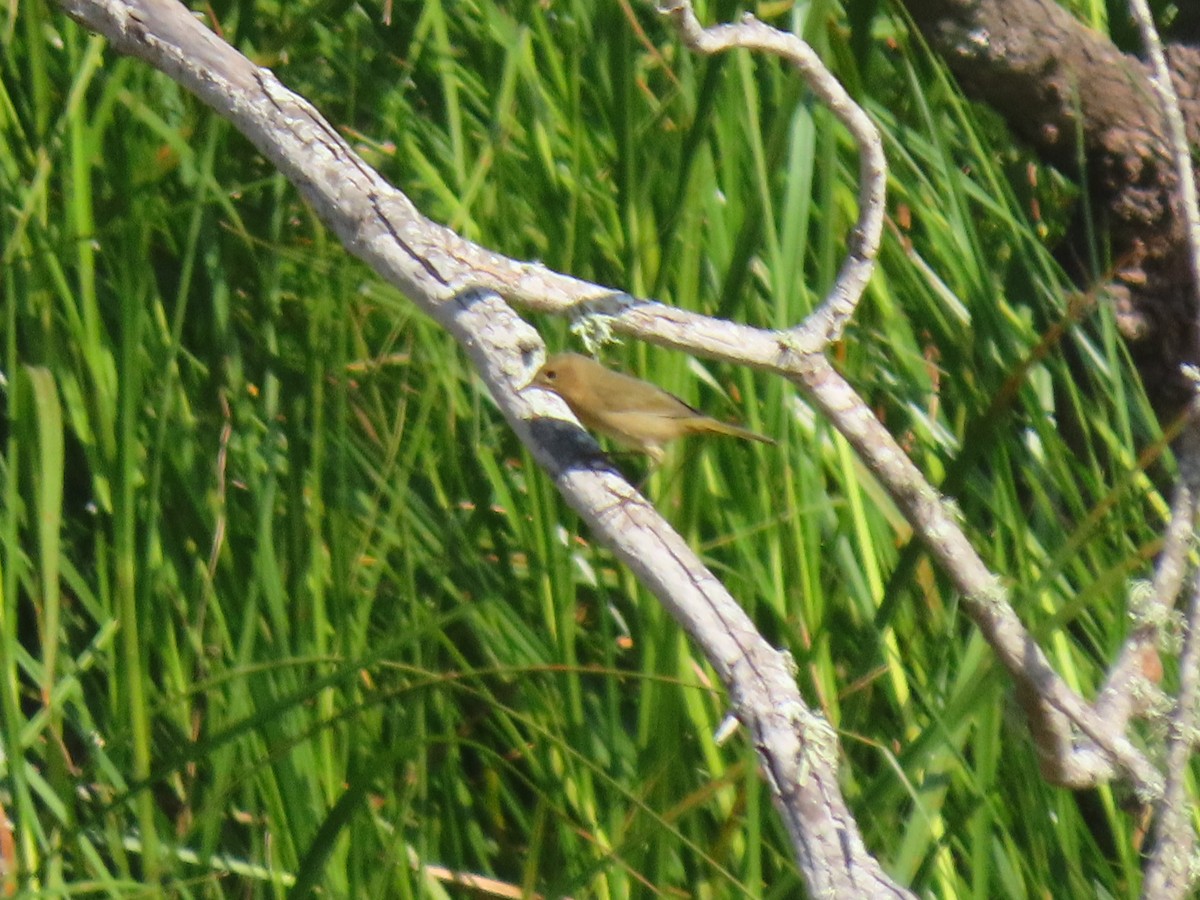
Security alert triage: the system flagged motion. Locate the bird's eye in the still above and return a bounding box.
[543,369,557,381]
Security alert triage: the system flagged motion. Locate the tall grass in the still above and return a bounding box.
[0,0,1170,895]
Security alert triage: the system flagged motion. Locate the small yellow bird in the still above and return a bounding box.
[528,352,774,463]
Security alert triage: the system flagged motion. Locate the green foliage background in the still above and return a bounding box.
[0,0,1178,895]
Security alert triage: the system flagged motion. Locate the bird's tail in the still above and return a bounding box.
[698,419,775,446]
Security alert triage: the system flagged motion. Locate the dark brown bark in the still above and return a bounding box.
[902,0,1200,417]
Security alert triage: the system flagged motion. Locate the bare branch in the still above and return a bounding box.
[1096,438,1195,727]
[656,0,887,344]
[1128,9,1200,890]
[1128,0,1200,308]
[1121,10,1200,889]
[1142,568,1200,899]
